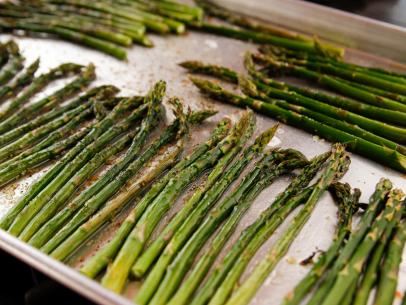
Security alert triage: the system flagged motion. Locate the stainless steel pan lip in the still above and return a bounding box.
[0,230,132,305]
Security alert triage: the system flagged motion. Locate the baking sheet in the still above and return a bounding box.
[0,1,405,304]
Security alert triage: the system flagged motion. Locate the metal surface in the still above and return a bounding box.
[0,1,405,305]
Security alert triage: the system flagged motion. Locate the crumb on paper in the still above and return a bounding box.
[204,39,218,49]
[312,135,325,143]
[286,256,297,265]
[268,136,281,147]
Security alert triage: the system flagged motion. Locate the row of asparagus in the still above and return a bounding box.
[0,40,404,305]
[180,51,406,173]
[0,0,342,59]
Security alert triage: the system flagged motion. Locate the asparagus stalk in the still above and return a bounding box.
[48,0,170,34]
[146,150,308,305]
[130,113,257,278]
[0,92,142,231]
[0,63,95,135]
[0,18,127,60]
[0,117,93,183]
[305,178,393,305]
[100,111,246,293]
[257,54,406,112]
[243,80,406,156]
[288,58,406,96]
[50,98,190,261]
[19,128,140,242]
[0,102,93,164]
[189,21,344,58]
[0,62,85,123]
[147,0,204,21]
[0,85,116,149]
[51,138,184,261]
[0,58,39,103]
[352,200,403,305]
[167,168,277,305]
[0,40,24,86]
[168,154,322,305]
[282,182,360,305]
[373,220,406,305]
[190,152,329,305]
[190,77,406,172]
[320,189,404,305]
[181,60,406,144]
[222,144,349,305]
[8,102,148,237]
[80,117,231,279]
[28,83,163,249]
[195,0,309,41]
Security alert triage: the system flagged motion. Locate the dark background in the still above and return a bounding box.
[0,1,404,305]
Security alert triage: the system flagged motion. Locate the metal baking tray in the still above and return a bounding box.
[0,1,405,304]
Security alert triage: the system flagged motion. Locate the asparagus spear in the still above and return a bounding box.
[51,138,184,262]
[191,77,406,172]
[0,40,24,86]
[50,98,190,261]
[352,199,403,305]
[243,80,406,156]
[146,150,308,305]
[282,182,360,305]
[0,63,95,135]
[320,189,404,305]
[190,152,329,305]
[0,62,85,123]
[222,144,349,305]
[0,85,116,148]
[0,18,127,60]
[195,0,309,41]
[168,154,321,305]
[0,102,93,164]
[19,128,140,242]
[189,21,344,58]
[28,84,163,249]
[48,0,170,34]
[305,178,393,305]
[130,111,257,275]
[100,112,245,293]
[0,58,39,103]
[0,115,93,183]
[257,54,406,112]
[287,58,406,96]
[181,60,406,144]
[373,220,406,305]
[0,92,141,231]
[80,117,231,279]
[181,58,406,127]
[8,102,148,237]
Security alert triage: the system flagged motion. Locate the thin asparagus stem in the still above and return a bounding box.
[190,77,406,172]
[305,178,393,305]
[28,82,164,249]
[373,219,406,305]
[0,62,84,123]
[130,112,258,278]
[80,117,231,279]
[100,111,247,293]
[147,150,308,305]
[50,98,191,261]
[0,58,39,103]
[191,152,330,305]
[256,54,406,112]
[0,40,24,86]
[222,144,349,305]
[320,189,404,305]
[282,182,360,305]
[0,92,142,231]
[0,63,95,135]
